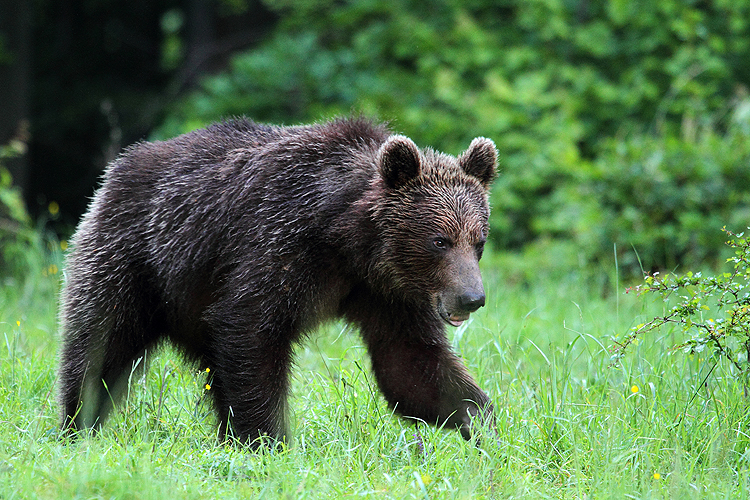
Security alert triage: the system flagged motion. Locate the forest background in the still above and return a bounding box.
[3,0,750,278]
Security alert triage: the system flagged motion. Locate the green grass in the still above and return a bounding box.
[2,244,750,499]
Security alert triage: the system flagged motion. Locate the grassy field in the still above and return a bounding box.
[1,243,749,499]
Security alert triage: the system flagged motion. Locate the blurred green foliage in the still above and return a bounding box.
[589,124,750,273]
[157,0,750,274]
[0,138,36,277]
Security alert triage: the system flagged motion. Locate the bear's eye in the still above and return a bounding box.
[432,237,451,250]
[475,240,486,259]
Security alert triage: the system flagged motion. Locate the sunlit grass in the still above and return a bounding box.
[1,243,749,498]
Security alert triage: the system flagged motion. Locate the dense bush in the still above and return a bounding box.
[154,0,750,274]
[505,113,750,276]
[590,122,750,273]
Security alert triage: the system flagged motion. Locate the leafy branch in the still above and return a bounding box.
[613,227,750,371]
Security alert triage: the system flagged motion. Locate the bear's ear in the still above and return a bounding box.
[459,137,497,189]
[378,135,422,189]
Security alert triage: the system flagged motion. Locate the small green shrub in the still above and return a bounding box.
[0,139,30,226]
[614,227,750,373]
[0,138,36,277]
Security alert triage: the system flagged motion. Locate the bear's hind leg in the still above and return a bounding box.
[58,325,98,431]
[60,322,157,433]
[59,278,163,434]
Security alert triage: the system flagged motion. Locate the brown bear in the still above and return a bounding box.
[58,117,496,447]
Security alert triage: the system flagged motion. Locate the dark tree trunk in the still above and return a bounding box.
[0,0,32,193]
[183,0,215,87]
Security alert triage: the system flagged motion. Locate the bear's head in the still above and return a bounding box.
[372,134,497,327]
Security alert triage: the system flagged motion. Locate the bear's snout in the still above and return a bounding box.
[457,290,485,313]
[437,252,485,326]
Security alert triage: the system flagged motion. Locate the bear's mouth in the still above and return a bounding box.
[437,298,471,327]
[443,312,470,327]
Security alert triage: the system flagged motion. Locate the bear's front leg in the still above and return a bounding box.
[362,328,493,440]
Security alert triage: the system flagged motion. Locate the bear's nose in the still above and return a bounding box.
[458,292,485,313]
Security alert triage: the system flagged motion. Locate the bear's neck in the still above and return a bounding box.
[327,179,387,285]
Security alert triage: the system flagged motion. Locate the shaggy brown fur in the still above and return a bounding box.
[58,117,497,447]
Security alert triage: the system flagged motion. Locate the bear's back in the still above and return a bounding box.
[79,118,391,302]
